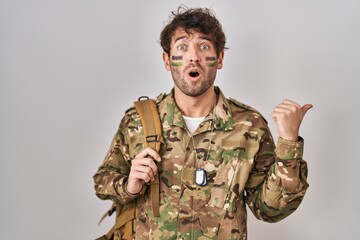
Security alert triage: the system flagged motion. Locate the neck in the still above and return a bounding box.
[174,85,216,117]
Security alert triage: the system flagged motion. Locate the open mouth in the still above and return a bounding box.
[189,71,200,78]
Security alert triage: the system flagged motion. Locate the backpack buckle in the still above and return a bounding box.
[138,96,149,101]
[146,135,159,143]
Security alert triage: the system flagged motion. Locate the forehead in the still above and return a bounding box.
[171,28,213,44]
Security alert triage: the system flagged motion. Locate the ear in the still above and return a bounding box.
[163,52,171,71]
[217,50,225,70]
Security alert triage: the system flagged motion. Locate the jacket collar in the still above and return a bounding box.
[158,87,233,133]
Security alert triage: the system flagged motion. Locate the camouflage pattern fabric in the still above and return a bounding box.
[94,87,309,240]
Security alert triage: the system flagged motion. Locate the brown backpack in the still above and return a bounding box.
[97,97,161,240]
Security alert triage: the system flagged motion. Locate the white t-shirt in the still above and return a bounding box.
[183,115,205,134]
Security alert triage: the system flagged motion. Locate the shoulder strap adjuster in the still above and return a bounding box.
[146,134,160,143]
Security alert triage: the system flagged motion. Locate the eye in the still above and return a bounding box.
[177,44,186,51]
[200,44,210,51]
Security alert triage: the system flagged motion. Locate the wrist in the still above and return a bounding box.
[275,137,304,159]
[124,179,147,196]
[124,180,140,196]
[279,133,298,142]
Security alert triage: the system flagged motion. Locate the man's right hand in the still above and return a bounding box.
[126,147,161,195]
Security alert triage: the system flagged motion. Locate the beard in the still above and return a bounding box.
[171,64,217,97]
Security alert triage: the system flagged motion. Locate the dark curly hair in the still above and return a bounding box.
[160,7,227,57]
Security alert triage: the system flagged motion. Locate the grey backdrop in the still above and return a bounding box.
[1,0,359,239]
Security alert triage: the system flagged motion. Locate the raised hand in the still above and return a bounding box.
[271,99,313,141]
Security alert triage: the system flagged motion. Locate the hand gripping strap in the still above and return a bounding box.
[134,97,161,217]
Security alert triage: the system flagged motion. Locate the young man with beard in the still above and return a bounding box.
[94,7,312,239]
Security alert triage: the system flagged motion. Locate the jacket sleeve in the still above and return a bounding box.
[244,124,309,222]
[93,115,142,205]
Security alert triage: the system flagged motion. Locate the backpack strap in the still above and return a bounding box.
[97,96,162,240]
[134,96,161,217]
[96,202,136,240]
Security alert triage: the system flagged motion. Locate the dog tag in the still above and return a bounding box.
[195,168,207,186]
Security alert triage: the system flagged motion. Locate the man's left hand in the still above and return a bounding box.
[272,99,313,141]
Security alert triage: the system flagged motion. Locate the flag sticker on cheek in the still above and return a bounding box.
[171,55,183,67]
[206,56,217,67]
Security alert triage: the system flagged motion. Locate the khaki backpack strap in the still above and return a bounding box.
[96,203,136,240]
[134,97,162,152]
[134,96,161,217]
[98,204,116,227]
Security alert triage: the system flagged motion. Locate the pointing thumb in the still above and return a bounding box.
[301,104,313,116]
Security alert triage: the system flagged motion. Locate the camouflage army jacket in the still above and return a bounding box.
[94,87,309,240]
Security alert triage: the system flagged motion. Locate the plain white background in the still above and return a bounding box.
[1,0,359,239]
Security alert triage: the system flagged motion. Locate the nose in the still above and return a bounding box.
[190,57,200,63]
[188,46,200,63]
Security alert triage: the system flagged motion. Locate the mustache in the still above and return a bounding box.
[183,63,204,73]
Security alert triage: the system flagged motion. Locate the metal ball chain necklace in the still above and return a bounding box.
[190,94,216,186]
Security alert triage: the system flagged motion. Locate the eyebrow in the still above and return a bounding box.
[198,35,212,42]
[174,34,213,44]
[174,36,187,43]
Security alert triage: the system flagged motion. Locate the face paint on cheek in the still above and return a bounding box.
[205,56,217,67]
[171,62,183,67]
[172,56,183,61]
[171,55,183,67]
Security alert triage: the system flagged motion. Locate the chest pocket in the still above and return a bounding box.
[206,149,241,210]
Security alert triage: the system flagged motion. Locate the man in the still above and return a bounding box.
[94,7,312,240]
